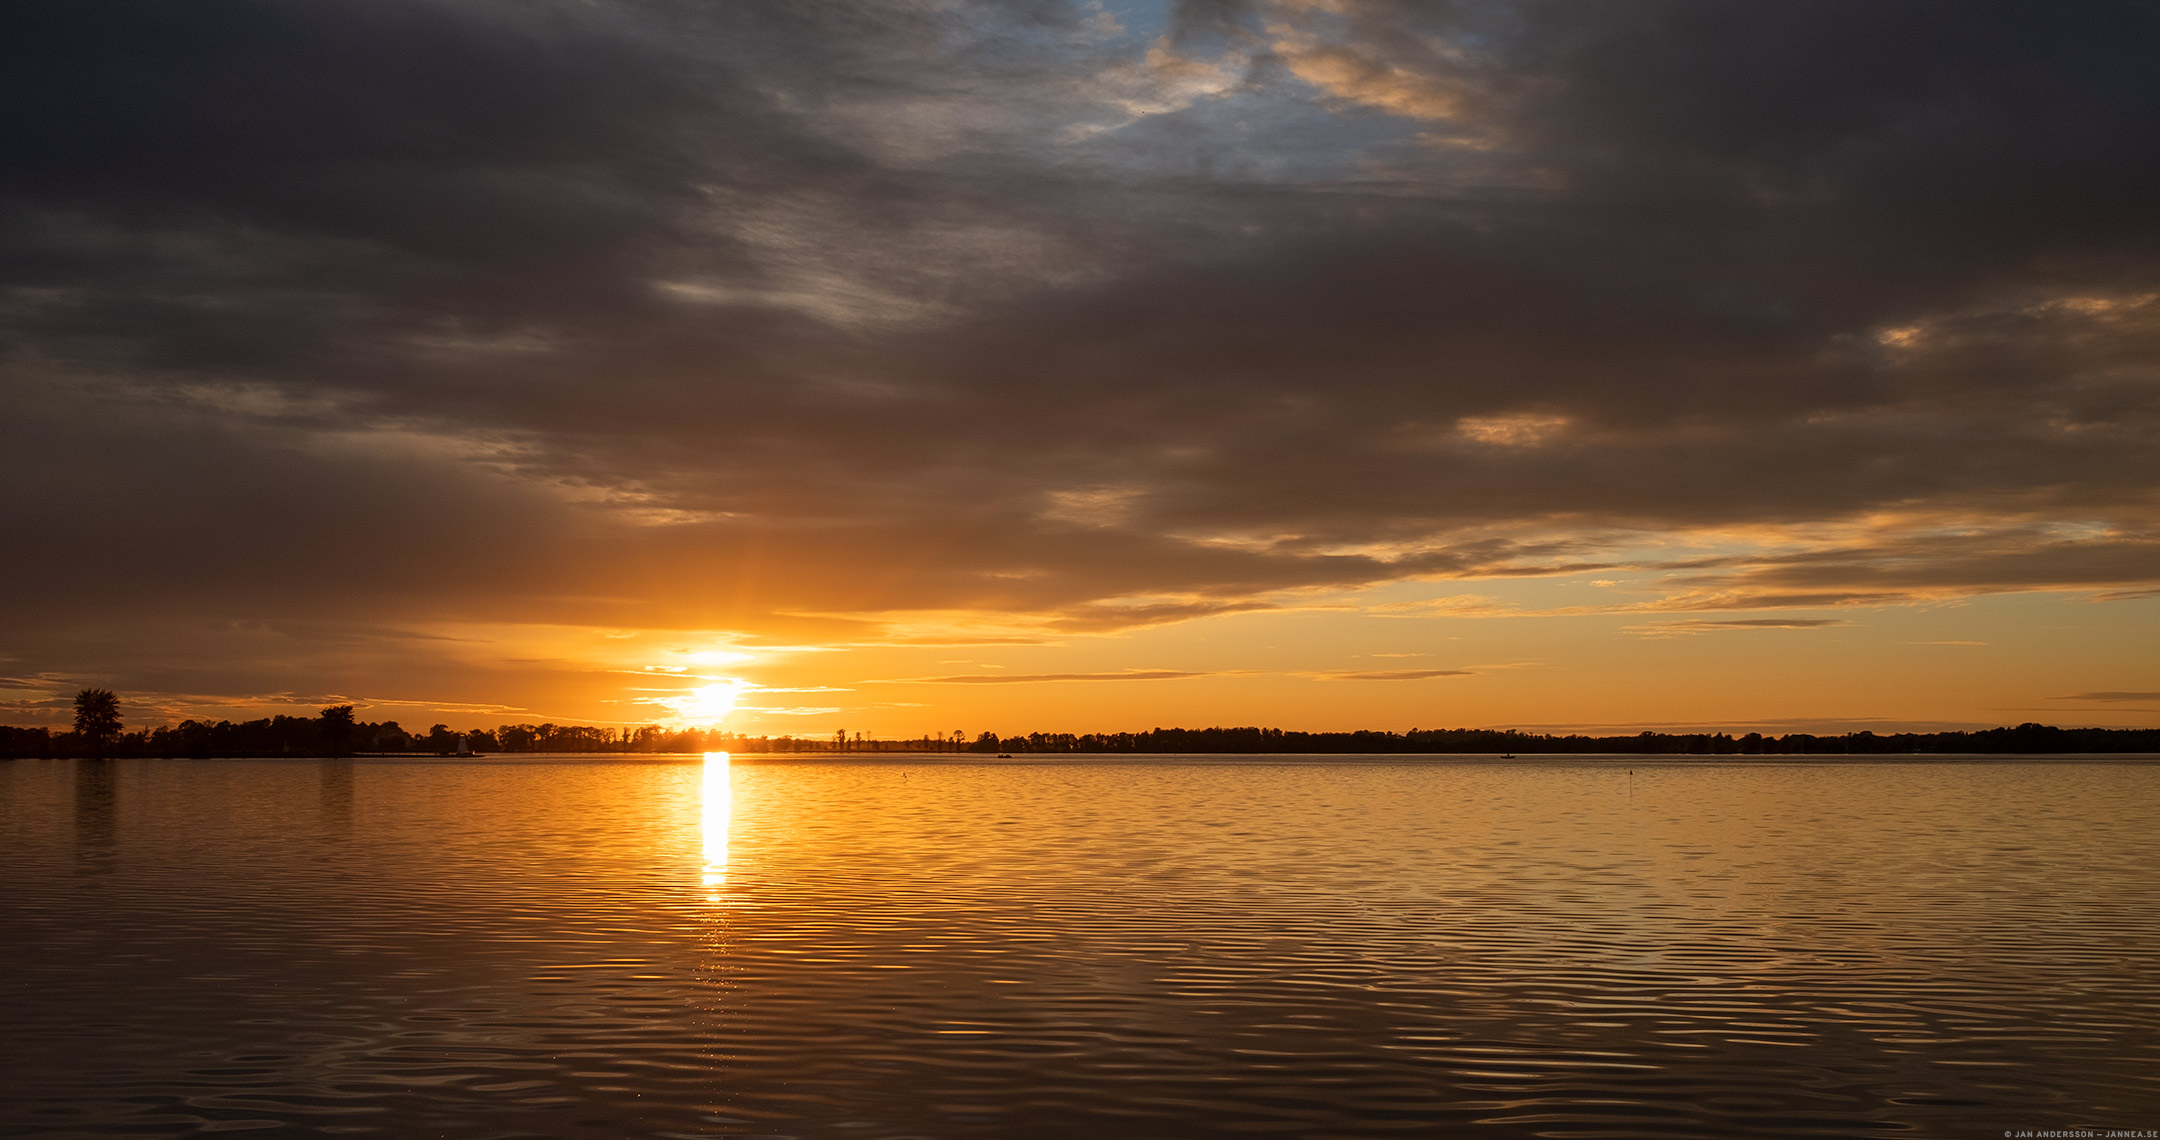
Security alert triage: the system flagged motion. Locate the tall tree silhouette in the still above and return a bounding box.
[73,689,121,758]
[318,705,356,758]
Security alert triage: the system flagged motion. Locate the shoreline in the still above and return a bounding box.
[20,750,2160,764]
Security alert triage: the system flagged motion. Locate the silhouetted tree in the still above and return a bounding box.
[74,689,121,758]
[318,705,356,757]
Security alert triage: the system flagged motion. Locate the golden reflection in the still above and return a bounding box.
[702,751,732,899]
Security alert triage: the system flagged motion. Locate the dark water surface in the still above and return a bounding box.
[3,755,2157,1138]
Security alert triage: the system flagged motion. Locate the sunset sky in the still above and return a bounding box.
[3,0,2156,737]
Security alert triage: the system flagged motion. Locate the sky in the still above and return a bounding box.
[3,0,2157,737]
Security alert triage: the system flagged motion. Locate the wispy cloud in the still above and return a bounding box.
[886,666,1474,684]
[898,670,1219,685]
[1638,618,1854,633]
[1307,668,1474,681]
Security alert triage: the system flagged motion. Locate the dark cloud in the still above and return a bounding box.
[1665,532,2160,606]
[4,0,2157,709]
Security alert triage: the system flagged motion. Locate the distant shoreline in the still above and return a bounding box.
[15,751,2160,765]
[9,715,2156,760]
[8,716,2151,760]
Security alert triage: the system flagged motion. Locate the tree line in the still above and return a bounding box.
[1,690,2155,758]
[0,692,951,758]
[955,723,2160,755]
[0,694,766,759]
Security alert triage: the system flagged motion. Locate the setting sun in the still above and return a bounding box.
[663,681,749,728]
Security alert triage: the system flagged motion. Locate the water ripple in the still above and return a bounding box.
[2,756,2157,1136]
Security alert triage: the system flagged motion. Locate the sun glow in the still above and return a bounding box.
[663,679,749,727]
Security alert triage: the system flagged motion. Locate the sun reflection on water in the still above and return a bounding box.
[701,751,731,899]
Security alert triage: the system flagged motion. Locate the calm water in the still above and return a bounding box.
[3,755,2157,1139]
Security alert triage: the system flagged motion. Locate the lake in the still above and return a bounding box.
[3,754,2157,1138]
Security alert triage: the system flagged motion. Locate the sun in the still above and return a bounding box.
[665,680,748,727]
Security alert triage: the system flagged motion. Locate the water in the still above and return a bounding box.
[3,755,2158,1138]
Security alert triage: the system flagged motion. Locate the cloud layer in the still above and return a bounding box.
[4,0,2156,718]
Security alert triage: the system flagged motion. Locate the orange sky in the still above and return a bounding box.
[419,578,2160,736]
